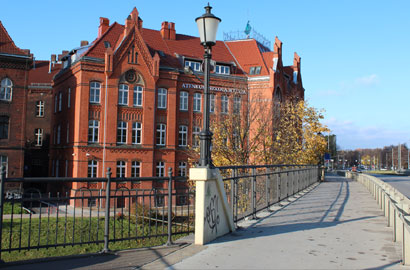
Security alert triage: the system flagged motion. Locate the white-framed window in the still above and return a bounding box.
[36,101,44,117]
[156,161,165,177]
[132,122,142,145]
[0,78,12,101]
[193,93,201,112]
[54,94,58,113]
[66,123,69,143]
[0,116,8,139]
[156,123,166,146]
[180,91,188,111]
[133,86,143,107]
[34,128,43,146]
[58,92,62,111]
[57,124,61,144]
[249,66,261,75]
[215,65,230,75]
[233,96,241,114]
[131,161,141,177]
[68,88,71,108]
[88,160,98,178]
[90,82,100,104]
[0,155,7,176]
[88,120,99,143]
[192,126,200,147]
[221,95,228,114]
[185,60,201,72]
[157,88,167,109]
[179,125,188,147]
[210,94,215,113]
[118,84,129,105]
[178,161,187,176]
[116,160,126,178]
[117,121,127,144]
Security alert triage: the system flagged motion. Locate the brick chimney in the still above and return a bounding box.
[98,17,110,38]
[124,15,133,36]
[169,22,176,40]
[80,40,89,47]
[160,21,170,39]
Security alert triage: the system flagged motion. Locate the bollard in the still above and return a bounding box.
[102,167,112,253]
[0,166,5,262]
[166,168,173,246]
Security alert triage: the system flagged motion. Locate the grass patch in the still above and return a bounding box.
[1,214,193,262]
[367,170,401,175]
[3,202,24,215]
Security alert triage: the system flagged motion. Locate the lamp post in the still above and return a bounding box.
[195,4,221,167]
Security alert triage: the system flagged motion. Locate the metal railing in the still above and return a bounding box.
[346,172,410,265]
[218,165,320,224]
[0,167,194,261]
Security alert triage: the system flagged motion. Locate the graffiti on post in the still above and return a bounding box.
[205,194,220,234]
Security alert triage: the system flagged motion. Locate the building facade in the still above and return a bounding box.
[49,7,304,191]
[0,21,32,190]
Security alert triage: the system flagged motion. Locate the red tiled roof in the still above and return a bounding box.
[84,22,242,73]
[85,22,124,58]
[225,39,269,76]
[28,60,61,85]
[262,51,274,72]
[0,21,29,56]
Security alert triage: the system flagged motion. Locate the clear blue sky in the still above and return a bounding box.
[3,0,410,150]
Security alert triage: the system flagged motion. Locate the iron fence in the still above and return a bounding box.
[218,165,320,224]
[0,167,194,261]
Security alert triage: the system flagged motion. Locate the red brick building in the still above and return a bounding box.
[50,8,304,190]
[1,21,62,193]
[25,59,60,177]
[0,21,32,184]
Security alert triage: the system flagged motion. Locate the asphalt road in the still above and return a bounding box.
[370,173,410,198]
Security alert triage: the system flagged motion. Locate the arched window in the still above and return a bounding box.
[0,78,13,101]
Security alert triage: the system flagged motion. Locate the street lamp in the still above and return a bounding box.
[195,4,221,167]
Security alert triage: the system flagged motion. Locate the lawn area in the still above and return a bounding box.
[367,170,400,175]
[3,202,24,215]
[0,214,192,262]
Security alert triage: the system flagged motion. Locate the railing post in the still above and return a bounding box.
[234,168,238,224]
[265,168,271,210]
[102,167,112,253]
[230,169,235,217]
[166,168,173,246]
[251,168,257,219]
[0,166,5,262]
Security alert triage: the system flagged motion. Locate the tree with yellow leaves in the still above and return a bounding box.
[186,96,329,167]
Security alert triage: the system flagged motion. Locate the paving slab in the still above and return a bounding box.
[166,174,410,269]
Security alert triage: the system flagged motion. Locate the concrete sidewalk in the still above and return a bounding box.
[3,174,409,269]
[149,174,409,269]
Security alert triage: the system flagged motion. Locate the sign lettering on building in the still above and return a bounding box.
[182,83,246,95]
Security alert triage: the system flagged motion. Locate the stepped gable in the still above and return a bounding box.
[83,17,242,73]
[0,21,29,55]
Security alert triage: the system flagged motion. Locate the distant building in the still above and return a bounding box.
[50,7,304,192]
